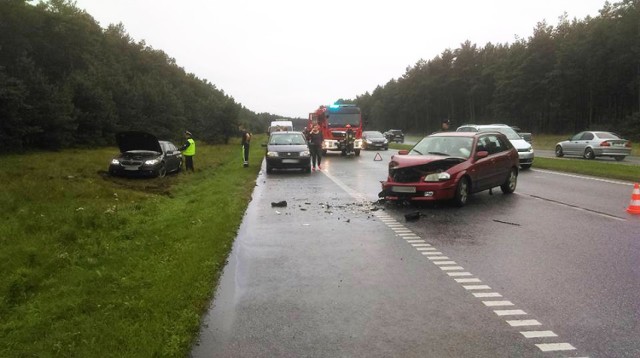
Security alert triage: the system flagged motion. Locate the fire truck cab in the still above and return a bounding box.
[308,104,363,156]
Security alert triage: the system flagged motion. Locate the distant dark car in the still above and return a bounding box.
[362,131,389,150]
[380,131,519,206]
[263,131,311,174]
[109,131,183,178]
[555,131,632,161]
[384,129,405,143]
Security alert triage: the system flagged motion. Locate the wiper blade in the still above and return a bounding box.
[428,151,450,156]
[411,149,423,155]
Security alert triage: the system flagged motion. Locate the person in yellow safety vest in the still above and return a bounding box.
[179,130,196,172]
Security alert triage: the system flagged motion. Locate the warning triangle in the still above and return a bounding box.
[374,152,383,161]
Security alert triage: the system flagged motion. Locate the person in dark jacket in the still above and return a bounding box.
[308,124,323,171]
[239,125,252,167]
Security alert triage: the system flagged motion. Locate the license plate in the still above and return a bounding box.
[392,186,416,193]
[282,159,299,164]
[613,143,624,147]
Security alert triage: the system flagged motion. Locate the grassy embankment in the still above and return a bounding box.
[0,136,264,357]
[391,134,640,182]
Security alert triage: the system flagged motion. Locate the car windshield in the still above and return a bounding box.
[479,127,521,140]
[411,136,474,159]
[269,133,306,145]
[327,113,360,128]
[365,131,384,138]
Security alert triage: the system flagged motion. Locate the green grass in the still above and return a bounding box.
[533,157,639,182]
[0,136,265,357]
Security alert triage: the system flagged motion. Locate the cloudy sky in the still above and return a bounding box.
[73,0,607,118]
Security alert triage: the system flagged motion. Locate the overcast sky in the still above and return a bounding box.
[72,0,607,118]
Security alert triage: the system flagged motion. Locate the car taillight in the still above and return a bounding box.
[599,141,611,147]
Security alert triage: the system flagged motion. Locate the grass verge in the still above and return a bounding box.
[0,137,264,357]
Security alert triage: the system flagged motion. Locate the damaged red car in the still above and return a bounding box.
[380,132,519,206]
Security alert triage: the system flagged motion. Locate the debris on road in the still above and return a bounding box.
[271,200,287,207]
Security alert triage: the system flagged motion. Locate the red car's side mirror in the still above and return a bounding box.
[476,151,489,159]
[398,150,409,155]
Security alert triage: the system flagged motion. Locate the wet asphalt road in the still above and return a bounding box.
[191,150,640,358]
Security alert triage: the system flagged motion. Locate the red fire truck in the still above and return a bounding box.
[308,104,363,156]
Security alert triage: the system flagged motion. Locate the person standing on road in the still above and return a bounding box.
[179,130,196,172]
[308,124,323,171]
[240,125,252,167]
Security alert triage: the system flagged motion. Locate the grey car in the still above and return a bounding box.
[362,131,389,150]
[555,131,631,161]
[263,131,311,174]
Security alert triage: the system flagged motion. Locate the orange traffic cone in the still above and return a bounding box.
[626,183,640,215]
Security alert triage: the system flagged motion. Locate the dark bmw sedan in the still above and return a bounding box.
[263,131,311,174]
[109,131,183,178]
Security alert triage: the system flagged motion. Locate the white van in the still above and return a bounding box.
[268,120,294,133]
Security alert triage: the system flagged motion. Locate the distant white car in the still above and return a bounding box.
[555,131,631,161]
[456,124,534,169]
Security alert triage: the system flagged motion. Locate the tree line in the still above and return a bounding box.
[354,0,640,139]
[0,0,284,152]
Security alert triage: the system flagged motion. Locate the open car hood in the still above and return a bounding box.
[115,131,162,153]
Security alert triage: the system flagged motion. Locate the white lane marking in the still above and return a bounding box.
[463,285,491,290]
[507,319,542,327]
[520,330,558,338]
[483,300,514,307]
[406,240,425,243]
[427,256,450,260]
[473,292,502,298]
[532,168,634,186]
[535,343,576,352]
[440,266,465,271]
[454,278,481,283]
[415,247,436,251]
[433,261,456,265]
[494,309,527,316]
[422,252,443,255]
[448,272,473,277]
[411,244,432,247]
[392,229,412,233]
[399,234,420,237]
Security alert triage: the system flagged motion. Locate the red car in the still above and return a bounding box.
[380,132,519,206]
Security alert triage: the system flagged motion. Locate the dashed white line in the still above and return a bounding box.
[520,330,558,338]
[472,292,502,298]
[447,272,473,277]
[454,278,481,283]
[427,256,450,260]
[483,300,514,307]
[406,240,425,243]
[432,261,457,265]
[421,251,443,255]
[463,285,491,290]
[440,266,465,271]
[507,319,542,327]
[415,247,435,251]
[411,244,432,247]
[535,343,576,352]
[494,309,527,316]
